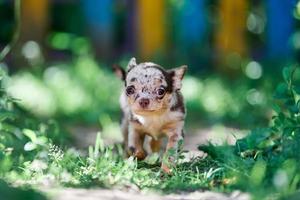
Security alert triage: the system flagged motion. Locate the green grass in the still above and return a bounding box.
[2,131,225,192]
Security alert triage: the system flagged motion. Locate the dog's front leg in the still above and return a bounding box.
[150,138,162,153]
[128,123,147,160]
[161,122,184,173]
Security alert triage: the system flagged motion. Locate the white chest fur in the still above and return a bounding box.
[132,111,184,139]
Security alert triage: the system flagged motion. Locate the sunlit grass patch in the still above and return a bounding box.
[4,55,274,128]
[5,55,122,123]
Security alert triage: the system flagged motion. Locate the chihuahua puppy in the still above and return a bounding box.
[114,58,187,173]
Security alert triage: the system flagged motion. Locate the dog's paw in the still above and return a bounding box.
[128,146,135,155]
[127,146,147,160]
[134,150,147,160]
[161,155,177,174]
[161,162,171,174]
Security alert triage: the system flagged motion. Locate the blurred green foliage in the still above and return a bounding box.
[5,34,276,130]
[199,67,300,199]
[6,56,121,123]
[0,179,46,200]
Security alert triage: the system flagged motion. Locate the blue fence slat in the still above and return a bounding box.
[82,0,113,30]
[266,0,296,58]
[178,0,206,46]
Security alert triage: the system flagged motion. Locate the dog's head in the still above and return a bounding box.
[114,58,187,115]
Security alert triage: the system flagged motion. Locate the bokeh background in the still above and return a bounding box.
[1,0,300,146]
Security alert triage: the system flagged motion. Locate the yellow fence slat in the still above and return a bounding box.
[136,0,166,59]
[21,0,49,42]
[215,0,248,73]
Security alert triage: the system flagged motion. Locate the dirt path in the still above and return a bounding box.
[46,188,250,200]
[69,125,247,151]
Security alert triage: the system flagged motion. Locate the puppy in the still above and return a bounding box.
[114,58,187,173]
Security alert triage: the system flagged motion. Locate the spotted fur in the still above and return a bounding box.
[114,57,187,173]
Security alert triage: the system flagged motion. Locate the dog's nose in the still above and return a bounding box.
[139,98,150,108]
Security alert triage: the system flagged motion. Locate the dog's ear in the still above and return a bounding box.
[168,65,187,90]
[127,57,137,71]
[113,64,126,81]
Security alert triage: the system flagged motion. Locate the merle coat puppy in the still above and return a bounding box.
[114,58,187,173]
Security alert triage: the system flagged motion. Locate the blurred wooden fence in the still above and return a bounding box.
[0,0,297,71]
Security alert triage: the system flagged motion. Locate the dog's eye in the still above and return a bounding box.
[126,86,135,95]
[157,87,165,96]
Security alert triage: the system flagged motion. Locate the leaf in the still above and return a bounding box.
[287,105,299,114]
[24,142,37,151]
[0,123,18,133]
[0,112,15,122]
[257,138,275,149]
[274,83,289,99]
[94,132,104,158]
[284,99,295,106]
[283,128,294,136]
[282,67,292,83]
[272,104,281,114]
[293,86,300,94]
[284,99,298,113]
[23,129,37,143]
[273,118,281,127]
[250,160,266,186]
[278,113,285,122]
